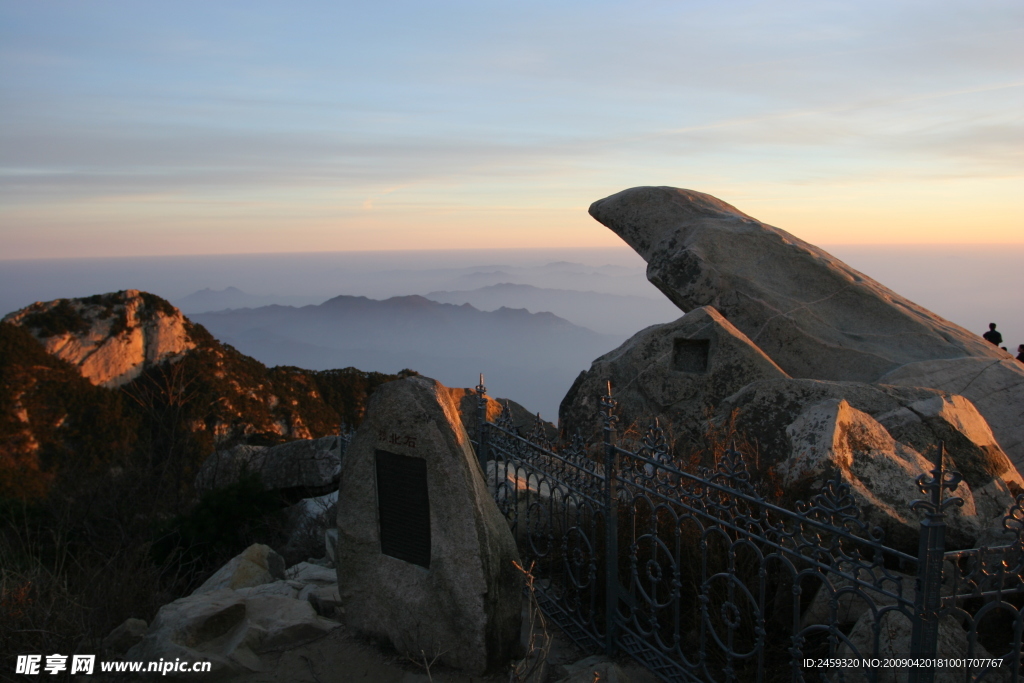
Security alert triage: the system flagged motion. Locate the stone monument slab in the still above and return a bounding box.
[335,376,522,675]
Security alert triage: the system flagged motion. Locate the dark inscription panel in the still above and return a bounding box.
[375,449,431,568]
[672,337,710,373]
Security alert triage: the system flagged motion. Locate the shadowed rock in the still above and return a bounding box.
[195,436,344,499]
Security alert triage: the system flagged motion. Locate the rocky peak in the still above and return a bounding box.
[3,290,196,388]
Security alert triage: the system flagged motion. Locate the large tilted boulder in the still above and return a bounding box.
[586,186,1024,473]
[336,375,523,675]
[126,588,339,678]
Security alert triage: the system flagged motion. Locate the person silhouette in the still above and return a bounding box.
[1017,344,1024,363]
[983,323,1003,346]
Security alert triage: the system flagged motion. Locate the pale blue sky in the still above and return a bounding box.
[2,0,1021,257]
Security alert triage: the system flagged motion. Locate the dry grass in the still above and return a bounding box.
[0,452,292,681]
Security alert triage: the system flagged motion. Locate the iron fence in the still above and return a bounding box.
[473,380,1024,683]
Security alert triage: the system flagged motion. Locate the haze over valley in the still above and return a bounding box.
[2,244,1021,420]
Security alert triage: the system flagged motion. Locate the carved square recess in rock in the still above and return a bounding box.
[672,338,710,373]
[375,449,431,568]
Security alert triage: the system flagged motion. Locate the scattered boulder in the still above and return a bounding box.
[880,357,1024,474]
[127,542,346,677]
[586,186,1024,472]
[126,587,340,678]
[192,544,286,596]
[3,289,196,388]
[299,583,343,618]
[781,398,988,549]
[126,589,257,677]
[285,561,337,586]
[195,435,345,498]
[336,375,523,675]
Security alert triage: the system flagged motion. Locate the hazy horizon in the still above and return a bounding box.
[2,244,1021,418]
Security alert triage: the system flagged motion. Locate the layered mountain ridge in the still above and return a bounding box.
[0,291,415,499]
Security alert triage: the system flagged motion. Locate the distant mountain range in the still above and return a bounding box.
[426,282,681,336]
[190,294,620,419]
[174,287,323,314]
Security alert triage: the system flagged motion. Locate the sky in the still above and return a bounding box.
[1,0,1022,259]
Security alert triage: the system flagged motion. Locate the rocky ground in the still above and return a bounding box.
[104,541,658,683]
[228,613,657,683]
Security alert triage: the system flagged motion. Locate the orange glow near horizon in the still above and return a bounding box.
[2,176,1021,260]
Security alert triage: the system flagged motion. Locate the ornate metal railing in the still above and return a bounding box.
[473,379,1024,683]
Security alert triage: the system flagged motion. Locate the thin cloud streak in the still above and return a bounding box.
[1,0,1022,257]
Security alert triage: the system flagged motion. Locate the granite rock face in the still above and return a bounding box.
[586,187,1024,472]
[3,289,196,387]
[880,357,1024,471]
[559,306,788,441]
[335,376,522,675]
[782,398,990,549]
[719,378,1022,549]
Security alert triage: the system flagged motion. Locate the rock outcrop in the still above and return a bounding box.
[336,376,523,675]
[780,398,1005,549]
[445,385,557,444]
[124,544,342,679]
[3,290,196,387]
[560,306,788,441]
[585,187,1024,472]
[195,436,345,498]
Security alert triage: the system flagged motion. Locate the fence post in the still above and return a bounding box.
[601,381,620,655]
[475,373,489,473]
[908,442,963,683]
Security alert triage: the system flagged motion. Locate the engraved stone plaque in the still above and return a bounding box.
[672,337,710,373]
[337,376,522,673]
[375,449,430,568]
